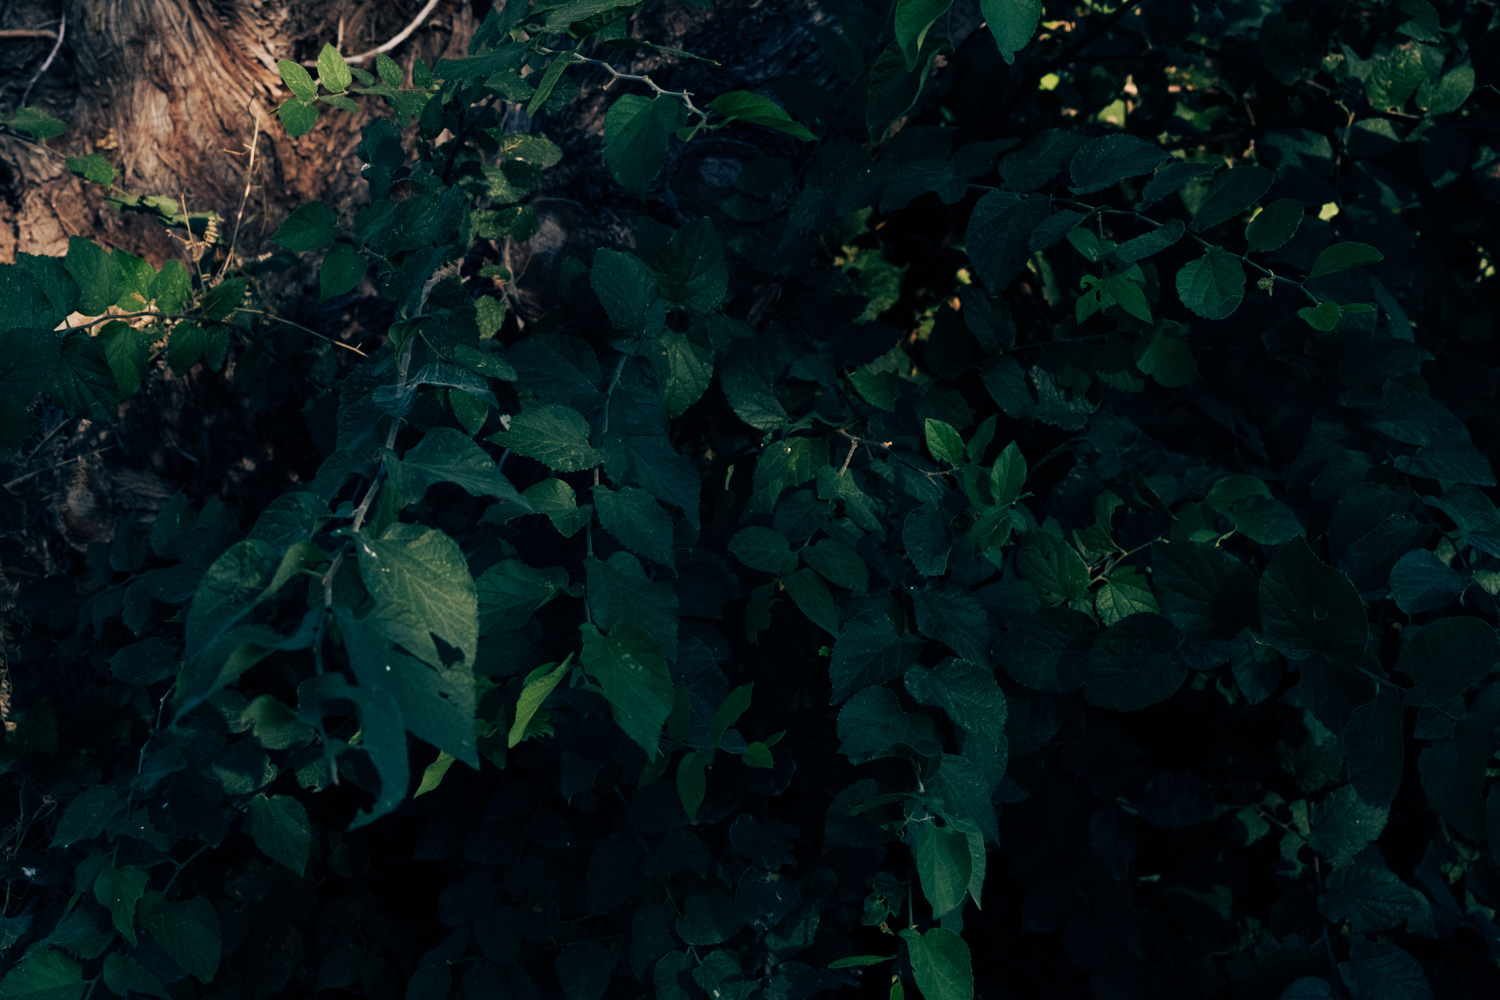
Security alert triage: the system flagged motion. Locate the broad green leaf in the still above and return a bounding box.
[200,276,246,321]
[708,683,754,748]
[591,249,665,337]
[318,43,353,93]
[838,686,931,763]
[51,785,124,848]
[64,236,124,315]
[272,201,340,251]
[1176,248,1245,320]
[1298,300,1341,331]
[867,35,950,141]
[356,522,478,666]
[1306,785,1387,862]
[1068,134,1171,194]
[1085,613,1187,712]
[477,557,570,633]
[1340,941,1431,1000]
[1258,536,1366,666]
[676,751,707,821]
[150,258,192,314]
[65,153,115,187]
[521,478,591,537]
[320,242,367,301]
[580,622,674,759]
[1204,473,1303,544]
[898,927,973,1000]
[1395,616,1499,707]
[894,0,954,71]
[1420,718,1490,839]
[595,485,675,569]
[990,441,1026,506]
[801,538,868,592]
[905,659,1006,746]
[1343,687,1405,810]
[709,91,815,141]
[376,52,403,86]
[246,794,311,875]
[1387,549,1465,614]
[1151,541,1259,639]
[782,567,839,636]
[1416,64,1474,115]
[729,527,798,574]
[101,954,169,1000]
[278,99,319,136]
[675,890,745,946]
[1319,863,1419,933]
[414,750,456,796]
[657,328,713,417]
[301,673,407,829]
[140,892,221,983]
[651,218,727,315]
[8,106,67,141]
[1189,166,1273,232]
[395,427,523,504]
[1112,218,1184,263]
[1424,486,1500,559]
[0,950,83,1000]
[509,657,573,748]
[604,94,686,196]
[93,865,148,945]
[557,942,612,1000]
[904,504,954,577]
[488,404,602,472]
[1307,242,1383,279]
[913,584,991,665]
[1001,129,1087,192]
[830,618,905,704]
[981,0,1042,64]
[1133,323,1199,388]
[924,418,964,465]
[1245,198,1304,253]
[1015,532,1090,603]
[911,822,971,916]
[965,192,1051,292]
[277,59,318,100]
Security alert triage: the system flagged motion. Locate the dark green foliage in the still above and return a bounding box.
[4,2,1500,999]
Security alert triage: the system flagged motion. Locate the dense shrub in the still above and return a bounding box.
[3,1,1500,998]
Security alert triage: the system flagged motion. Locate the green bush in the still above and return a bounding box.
[2,1,1499,998]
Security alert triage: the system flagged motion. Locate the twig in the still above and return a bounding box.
[299,0,442,68]
[18,13,64,109]
[161,842,211,898]
[2,448,112,491]
[233,308,367,355]
[218,108,262,283]
[537,46,710,120]
[0,29,57,40]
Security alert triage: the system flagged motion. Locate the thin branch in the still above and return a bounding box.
[218,108,262,283]
[3,448,112,492]
[18,13,65,109]
[233,308,367,355]
[0,29,57,40]
[537,47,710,120]
[299,0,442,68]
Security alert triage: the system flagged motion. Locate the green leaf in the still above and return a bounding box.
[1421,718,1490,839]
[140,892,221,983]
[1175,248,1245,320]
[829,956,895,969]
[651,218,728,315]
[101,954,169,1000]
[1085,613,1187,712]
[1133,323,1199,388]
[904,505,954,577]
[830,618,905,704]
[1395,616,1499,707]
[898,927,973,1000]
[591,249,665,337]
[580,622,674,759]
[989,441,1027,507]
[1258,536,1367,666]
[150,259,192,314]
[414,750,457,796]
[278,99,319,136]
[510,658,573,748]
[1204,474,1303,545]
[1319,863,1420,933]
[302,673,407,829]
[318,43,353,93]
[913,584,992,665]
[8,106,67,141]
[604,94,686,196]
[1245,198,1304,253]
[1068,134,1171,194]
[1387,549,1465,614]
[93,865,148,946]
[1298,300,1341,331]
[1190,166,1274,232]
[1342,688,1405,811]
[1307,242,1383,279]
[924,418,964,465]
[271,201,341,251]
[905,659,1007,747]
[911,822,971,916]
[477,557,571,633]
[1424,486,1500,559]
[246,793,311,875]
[980,0,1042,64]
[867,36,949,141]
[356,521,478,665]
[1015,532,1090,603]
[675,890,745,946]
[277,59,319,100]
[894,0,954,71]
[782,567,840,637]
[801,538,868,592]
[395,427,523,504]
[709,91,815,141]
[1306,785,1388,863]
[1416,64,1474,115]
[1340,941,1431,1000]
[965,192,1051,292]
[320,242,367,301]
[595,485,676,569]
[51,785,123,848]
[65,153,115,187]
[708,683,754,748]
[676,751,707,821]
[65,236,124,316]
[838,686,930,763]
[730,527,798,574]
[376,52,403,87]
[0,950,83,1000]
[489,404,602,472]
